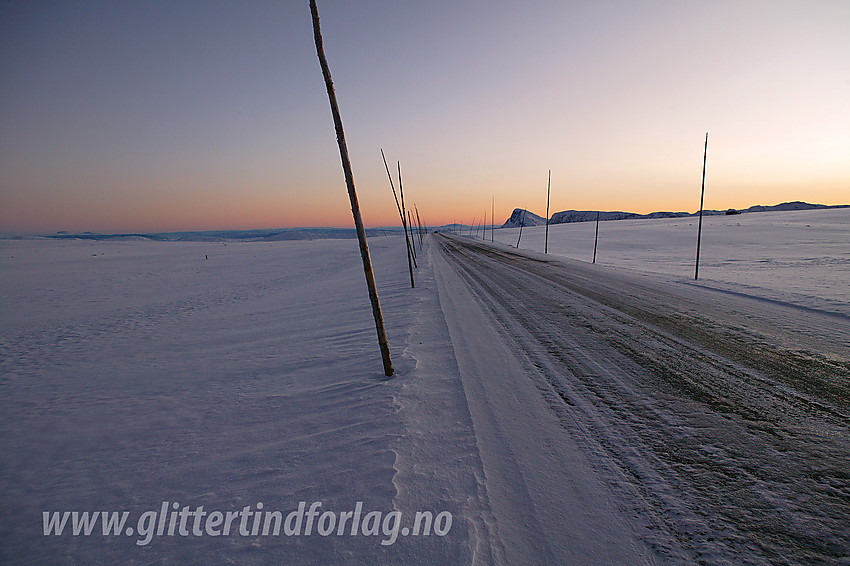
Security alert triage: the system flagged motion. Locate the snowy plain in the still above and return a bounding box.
[0,236,492,563]
[493,207,850,317]
[1,207,848,564]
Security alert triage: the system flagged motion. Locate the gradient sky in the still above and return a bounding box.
[1,1,848,234]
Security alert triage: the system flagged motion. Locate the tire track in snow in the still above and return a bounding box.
[436,234,850,566]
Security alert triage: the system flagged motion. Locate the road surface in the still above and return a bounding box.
[433,233,850,565]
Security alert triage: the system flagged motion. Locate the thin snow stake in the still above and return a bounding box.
[516,207,527,248]
[414,205,424,246]
[408,209,417,256]
[695,132,709,280]
[310,0,393,376]
[397,162,417,268]
[592,211,600,264]
[491,197,495,243]
[381,149,414,288]
[544,170,551,254]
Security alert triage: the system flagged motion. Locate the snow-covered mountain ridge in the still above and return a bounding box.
[503,201,847,228]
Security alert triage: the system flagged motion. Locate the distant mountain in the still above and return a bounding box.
[26,227,405,242]
[550,210,692,224]
[502,208,548,228]
[506,201,847,227]
[740,201,846,213]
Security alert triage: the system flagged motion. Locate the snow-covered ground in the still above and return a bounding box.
[1,208,848,564]
[492,208,850,317]
[0,236,491,563]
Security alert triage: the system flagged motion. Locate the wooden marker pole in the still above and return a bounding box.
[695,132,708,280]
[544,170,551,253]
[516,208,527,248]
[414,205,424,246]
[407,209,417,257]
[397,162,417,268]
[310,0,393,376]
[592,211,599,264]
[381,149,414,288]
[491,197,495,243]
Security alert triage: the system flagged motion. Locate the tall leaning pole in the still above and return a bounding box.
[491,196,495,243]
[544,169,551,254]
[310,0,393,377]
[694,132,709,281]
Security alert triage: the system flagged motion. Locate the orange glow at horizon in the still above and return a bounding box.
[2,171,848,235]
[1,2,848,235]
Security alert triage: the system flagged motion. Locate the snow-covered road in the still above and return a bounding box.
[434,234,850,565]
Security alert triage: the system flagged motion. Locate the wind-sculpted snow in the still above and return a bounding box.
[0,237,490,563]
[436,234,849,565]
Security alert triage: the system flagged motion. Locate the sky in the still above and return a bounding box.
[1,0,848,234]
